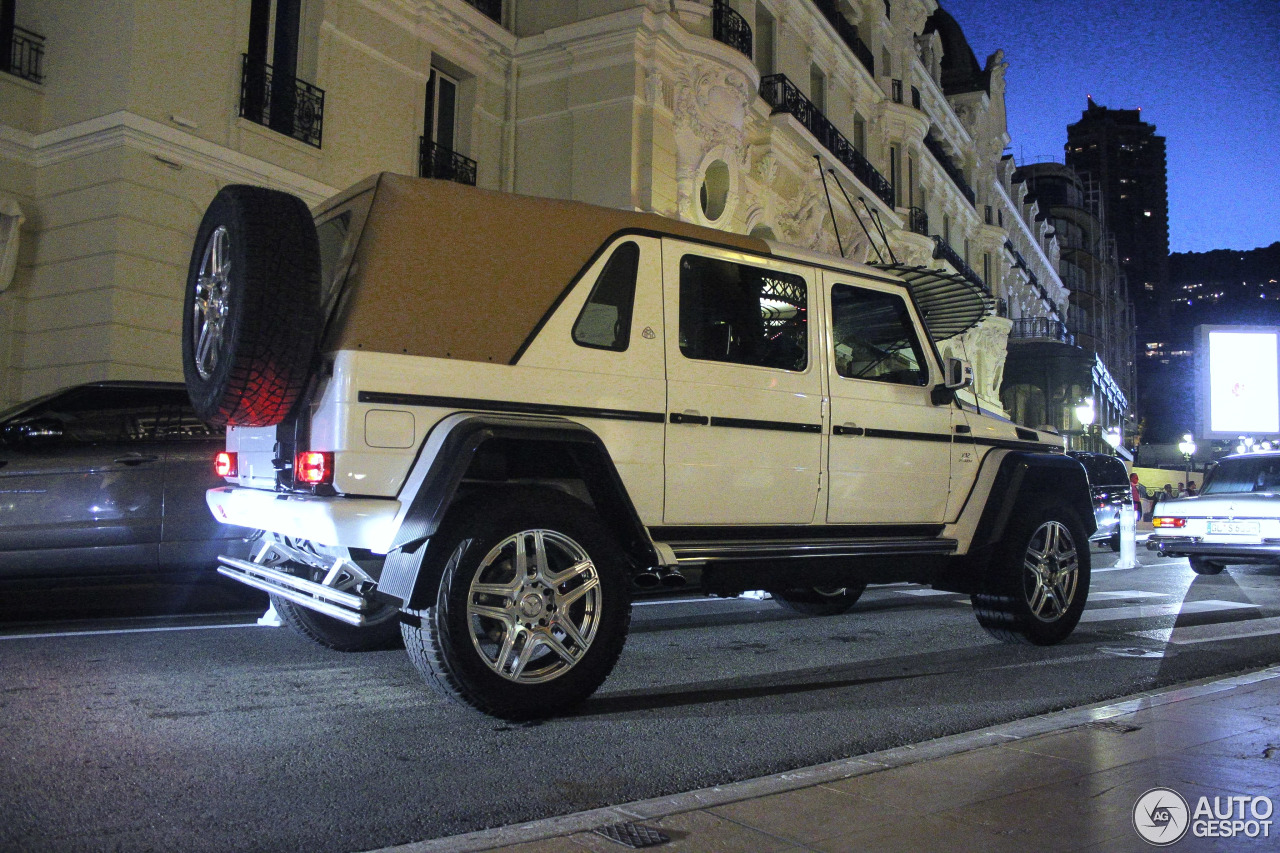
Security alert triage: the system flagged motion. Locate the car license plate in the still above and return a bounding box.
[1208,521,1260,535]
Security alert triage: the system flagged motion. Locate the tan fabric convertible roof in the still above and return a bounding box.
[329,174,769,364]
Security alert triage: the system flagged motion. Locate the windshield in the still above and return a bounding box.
[1201,456,1280,495]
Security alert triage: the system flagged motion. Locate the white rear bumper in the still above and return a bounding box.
[206,487,401,553]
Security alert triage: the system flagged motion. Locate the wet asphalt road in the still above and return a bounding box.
[3,547,1280,852]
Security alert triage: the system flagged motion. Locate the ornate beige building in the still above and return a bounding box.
[0,0,1096,422]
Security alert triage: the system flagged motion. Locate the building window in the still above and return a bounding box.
[853,112,866,154]
[889,145,900,207]
[420,66,477,184]
[242,0,325,147]
[809,63,826,113]
[983,252,991,286]
[426,67,458,153]
[984,204,993,225]
[699,159,731,221]
[907,155,915,209]
[754,3,775,78]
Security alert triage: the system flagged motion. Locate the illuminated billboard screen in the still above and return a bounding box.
[1197,326,1280,439]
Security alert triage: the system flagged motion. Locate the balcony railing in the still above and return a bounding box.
[240,54,325,148]
[420,138,477,186]
[809,0,873,75]
[712,0,752,59]
[922,133,975,206]
[907,206,929,236]
[1009,317,1075,347]
[462,0,502,23]
[4,25,44,83]
[932,236,985,290]
[759,73,894,208]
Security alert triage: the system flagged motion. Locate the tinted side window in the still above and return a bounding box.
[573,242,640,351]
[830,284,928,386]
[678,255,808,371]
[16,387,221,443]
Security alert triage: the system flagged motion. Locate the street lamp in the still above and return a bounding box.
[1178,433,1197,491]
[1074,397,1096,427]
[1073,398,1095,451]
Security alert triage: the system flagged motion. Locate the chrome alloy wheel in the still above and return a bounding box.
[467,529,603,684]
[1022,520,1079,622]
[192,225,231,380]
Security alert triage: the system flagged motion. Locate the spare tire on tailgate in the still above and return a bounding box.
[183,184,322,427]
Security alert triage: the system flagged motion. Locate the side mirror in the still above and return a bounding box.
[931,357,972,406]
[1,418,65,446]
[944,357,973,390]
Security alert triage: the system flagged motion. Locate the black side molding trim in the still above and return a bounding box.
[710,415,822,433]
[358,391,665,424]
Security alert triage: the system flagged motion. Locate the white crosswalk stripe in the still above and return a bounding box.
[1078,599,1258,624]
[1132,616,1280,645]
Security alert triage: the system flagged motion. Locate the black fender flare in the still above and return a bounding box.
[937,451,1094,593]
[376,414,657,607]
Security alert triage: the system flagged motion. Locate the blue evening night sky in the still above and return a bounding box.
[938,0,1280,254]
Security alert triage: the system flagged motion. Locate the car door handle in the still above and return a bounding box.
[669,412,709,426]
[114,454,159,466]
[832,424,864,436]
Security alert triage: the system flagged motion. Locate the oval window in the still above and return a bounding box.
[699,159,730,221]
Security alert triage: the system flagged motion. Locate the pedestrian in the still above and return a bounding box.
[1162,484,1174,500]
[1129,472,1141,513]
[1187,481,1198,497]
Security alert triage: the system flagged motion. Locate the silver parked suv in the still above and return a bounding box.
[182,175,1096,719]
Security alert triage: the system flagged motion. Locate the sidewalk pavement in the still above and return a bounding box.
[389,665,1280,853]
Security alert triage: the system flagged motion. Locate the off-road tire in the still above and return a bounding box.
[183,184,321,426]
[1189,556,1226,575]
[401,489,632,720]
[772,583,867,616]
[972,501,1091,645]
[269,594,404,652]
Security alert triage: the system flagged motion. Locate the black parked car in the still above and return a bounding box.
[0,381,253,579]
[1068,451,1130,551]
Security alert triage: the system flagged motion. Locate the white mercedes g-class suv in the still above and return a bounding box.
[184,174,1094,719]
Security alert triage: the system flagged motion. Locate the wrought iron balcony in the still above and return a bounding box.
[907,206,929,236]
[1009,317,1075,347]
[420,138,477,186]
[759,73,894,208]
[922,133,975,206]
[712,0,752,59]
[809,0,873,75]
[4,25,44,83]
[932,236,985,291]
[463,0,502,23]
[239,55,325,148]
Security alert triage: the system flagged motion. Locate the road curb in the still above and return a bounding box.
[365,663,1280,853]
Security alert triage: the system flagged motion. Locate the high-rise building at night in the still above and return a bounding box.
[1065,98,1169,441]
[1066,98,1169,333]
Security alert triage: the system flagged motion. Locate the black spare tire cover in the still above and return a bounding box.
[183,184,322,427]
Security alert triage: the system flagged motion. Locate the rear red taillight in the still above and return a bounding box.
[295,451,333,485]
[1153,516,1186,529]
[214,451,237,477]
